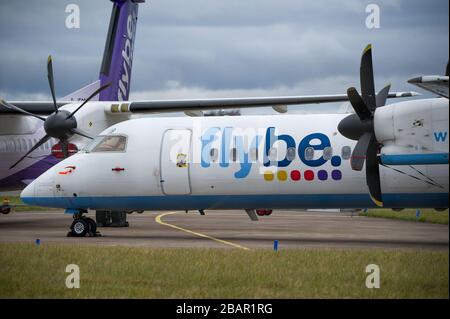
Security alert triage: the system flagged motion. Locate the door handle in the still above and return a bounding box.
[112,167,125,172]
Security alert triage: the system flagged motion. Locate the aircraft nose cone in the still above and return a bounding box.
[20,182,36,205]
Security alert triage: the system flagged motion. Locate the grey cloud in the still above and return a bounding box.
[0,0,448,103]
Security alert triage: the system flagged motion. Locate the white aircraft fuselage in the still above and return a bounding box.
[21,98,449,211]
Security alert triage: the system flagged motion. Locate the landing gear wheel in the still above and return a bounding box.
[265,210,273,216]
[85,217,98,237]
[1,207,11,215]
[70,219,89,237]
[256,210,265,217]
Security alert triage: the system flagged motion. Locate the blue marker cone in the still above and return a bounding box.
[35,239,40,246]
[274,240,279,252]
[416,209,421,219]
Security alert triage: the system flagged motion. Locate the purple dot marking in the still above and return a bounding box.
[332,170,342,181]
[318,170,328,181]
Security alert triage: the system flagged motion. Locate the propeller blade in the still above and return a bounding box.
[360,44,377,112]
[47,56,58,113]
[0,99,46,121]
[366,137,383,207]
[66,83,112,120]
[347,87,372,121]
[10,135,51,169]
[351,132,372,171]
[71,128,94,140]
[376,84,391,108]
[61,139,69,158]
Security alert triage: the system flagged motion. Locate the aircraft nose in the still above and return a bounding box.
[20,168,56,207]
[20,182,36,205]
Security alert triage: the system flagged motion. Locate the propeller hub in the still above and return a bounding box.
[44,110,77,140]
[338,114,373,140]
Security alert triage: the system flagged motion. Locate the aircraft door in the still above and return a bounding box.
[160,129,192,195]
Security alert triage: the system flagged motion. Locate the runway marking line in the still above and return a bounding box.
[155,212,250,250]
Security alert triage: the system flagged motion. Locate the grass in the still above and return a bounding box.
[0,243,448,298]
[2,196,58,212]
[360,209,449,225]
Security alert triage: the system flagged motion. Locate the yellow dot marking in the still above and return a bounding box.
[264,171,274,181]
[277,170,288,181]
[155,212,250,250]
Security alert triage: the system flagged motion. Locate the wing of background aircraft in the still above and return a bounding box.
[408,63,449,98]
[408,76,449,98]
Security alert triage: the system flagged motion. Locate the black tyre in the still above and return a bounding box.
[85,217,97,235]
[1,207,11,215]
[71,219,89,237]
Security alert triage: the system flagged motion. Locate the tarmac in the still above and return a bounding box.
[0,210,448,250]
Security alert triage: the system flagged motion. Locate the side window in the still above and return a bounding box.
[304,147,315,161]
[250,148,258,162]
[91,135,127,152]
[323,147,333,161]
[341,146,352,160]
[7,140,14,152]
[268,148,278,162]
[13,139,20,152]
[20,139,27,151]
[286,147,296,161]
[210,148,219,163]
[230,148,237,162]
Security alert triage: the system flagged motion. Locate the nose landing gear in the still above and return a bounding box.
[67,211,101,237]
[1,198,12,215]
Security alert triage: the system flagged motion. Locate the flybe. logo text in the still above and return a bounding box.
[118,13,136,101]
[200,127,343,181]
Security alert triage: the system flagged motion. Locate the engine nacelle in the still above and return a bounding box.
[374,98,449,161]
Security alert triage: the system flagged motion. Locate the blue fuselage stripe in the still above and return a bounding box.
[21,193,449,211]
[380,153,449,165]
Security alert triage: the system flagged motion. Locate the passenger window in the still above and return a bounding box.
[20,139,27,151]
[323,147,333,161]
[268,148,278,161]
[286,147,296,161]
[230,148,237,162]
[7,140,14,152]
[305,147,315,161]
[90,135,127,152]
[341,146,352,160]
[250,148,258,162]
[210,148,218,162]
[13,139,20,152]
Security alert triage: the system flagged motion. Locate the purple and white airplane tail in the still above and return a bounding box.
[62,0,144,102]
[99,0,144,102]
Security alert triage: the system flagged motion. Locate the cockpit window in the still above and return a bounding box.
[85,135,127,153]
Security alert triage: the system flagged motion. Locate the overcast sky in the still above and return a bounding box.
[0,0,448,113]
